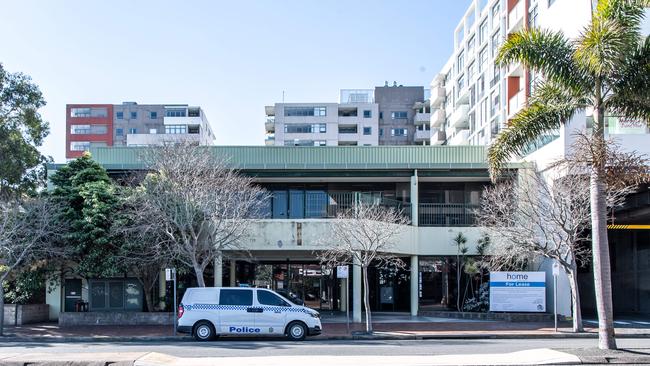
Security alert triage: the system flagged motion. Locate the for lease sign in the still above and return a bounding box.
[489,271,546,312]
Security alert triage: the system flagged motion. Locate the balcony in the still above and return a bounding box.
[414,112,431,125]
[265,117,275,132]
[431,129,447,145]
[430,86,446,107]
[507,0,525,34]
[414,128,432,141]
[449,105,470,129]
[506,62,524,78]
[265,135,275,146]
[430,108,445,127]
[448,129,470,145]
[457,86,470,105]
[419,203,478,227]
[265,105,275,116]
[508,90,525,118]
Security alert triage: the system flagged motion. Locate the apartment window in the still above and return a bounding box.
[363,110,372,118]
[150,111,157,119]
[379,128,384,136]
[491,92,500,117]
[188,107,200,117]
[149,128,157,134]
[70,107,107,118]
[457,51,465,73]
[478,75,485,98]
[457,74,465,92]
[391,128,407,137]
[284,106,327,117]
[478,19,488,44]
[165,125,187,134]
[528,5,538,28]
[70,124,108,134]
[467,62,476,80]
[338,125,358,134]
[363,127,372,135]
[491,31,501,58]
[128,128,137,134]
[284,124,326,134]
[379,112,383,119]
[165,108,186,117]
[391,111,408,119]
[116,111,124,119]
[116,128,124,136]
[478,47,487,72]
[314,140,326,146]
[491,2,501,27]
[467,35,475,55]
[70,141,90,151]
[338,107,357,117]
[130,111,137,119]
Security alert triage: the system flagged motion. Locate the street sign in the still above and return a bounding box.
[337,265,349,279]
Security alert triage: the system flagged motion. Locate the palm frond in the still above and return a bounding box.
[606,35,650,121]
[488,82,587,180]
[575,17,636,77]
[496,28,589,90]
[595,0,649,35]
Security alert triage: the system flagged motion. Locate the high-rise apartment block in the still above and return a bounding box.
[265,85,432,146]
[66,102,215,159]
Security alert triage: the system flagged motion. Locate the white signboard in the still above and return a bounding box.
[489,271,546,312]
[337,265,349,279]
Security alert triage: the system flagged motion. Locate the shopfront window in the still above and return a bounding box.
[89,279,142,311]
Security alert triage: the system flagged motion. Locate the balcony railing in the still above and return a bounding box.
[418,203,478,227]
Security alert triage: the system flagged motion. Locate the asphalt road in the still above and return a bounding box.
[0,338,648,358]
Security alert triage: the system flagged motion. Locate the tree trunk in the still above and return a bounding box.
[362,266,372,333]
[142,278,155,313]
[591,106,617,349]
[0,278,4,336]
[567,267,584,333]
[456,255,462,312]
[194,265,206,287]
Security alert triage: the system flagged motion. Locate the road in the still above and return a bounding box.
[0,338,648,358]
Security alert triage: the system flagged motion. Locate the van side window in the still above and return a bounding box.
[258,290,290,307]
[219,289,252,306]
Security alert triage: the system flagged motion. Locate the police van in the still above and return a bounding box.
[177,287,322,341]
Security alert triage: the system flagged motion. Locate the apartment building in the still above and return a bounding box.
[66,102,215,159]
[265,86,430,146]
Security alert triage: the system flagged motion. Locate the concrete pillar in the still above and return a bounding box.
[410,255,419,317]
[339,278,348,312]
[159,269,167,309]
[229,259,237,287]
[214,253,223,287]
[410,170,419,226]
[353,256,362,323]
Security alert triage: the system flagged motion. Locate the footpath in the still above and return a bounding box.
[2,319,650,342]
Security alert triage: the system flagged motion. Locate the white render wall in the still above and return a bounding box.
[269,103,379,146]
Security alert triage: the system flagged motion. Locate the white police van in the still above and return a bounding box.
[177,287,322,341]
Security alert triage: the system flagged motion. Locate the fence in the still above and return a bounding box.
[418,203,478,227]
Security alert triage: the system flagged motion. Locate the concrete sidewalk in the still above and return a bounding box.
[3,320,650,342]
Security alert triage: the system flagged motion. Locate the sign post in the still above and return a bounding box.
[166,268,177,336]
[337,265,350,333]
[552,262,560,333]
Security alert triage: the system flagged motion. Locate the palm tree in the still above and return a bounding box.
[452,232,468,311]
[489,0,650,350]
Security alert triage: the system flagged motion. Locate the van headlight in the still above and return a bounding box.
[309,312,320,319]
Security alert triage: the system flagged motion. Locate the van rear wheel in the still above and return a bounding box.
[286,321,307,341]
[193,321,216,341]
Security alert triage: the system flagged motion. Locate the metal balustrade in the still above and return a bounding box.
[418,203,478,227]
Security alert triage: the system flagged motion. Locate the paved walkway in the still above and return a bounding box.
[4,318,650,341]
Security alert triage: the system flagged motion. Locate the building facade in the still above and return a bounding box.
[48,145,569,323]
[265,86,431,146]
[66,102,215,159]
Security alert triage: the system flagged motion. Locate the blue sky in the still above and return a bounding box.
[1,0,469,162]
[1,1,648,163]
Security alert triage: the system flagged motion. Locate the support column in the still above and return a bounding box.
[214,253,223,287]
[158,269,166,309]
[410,255,419,317]
[353,256,362,323]
[229,260,236,287]
[410,170,419,226]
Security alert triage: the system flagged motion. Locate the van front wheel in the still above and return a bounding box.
[286,321,307,341]
[193,321,216,341]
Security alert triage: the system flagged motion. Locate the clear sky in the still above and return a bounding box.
[1,2,649,163]
[1,0,470,163]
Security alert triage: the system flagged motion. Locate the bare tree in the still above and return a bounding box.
[138,143,268,287]
[318,202,409,333]
[0,197,66,335]
[477,135,648,333]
